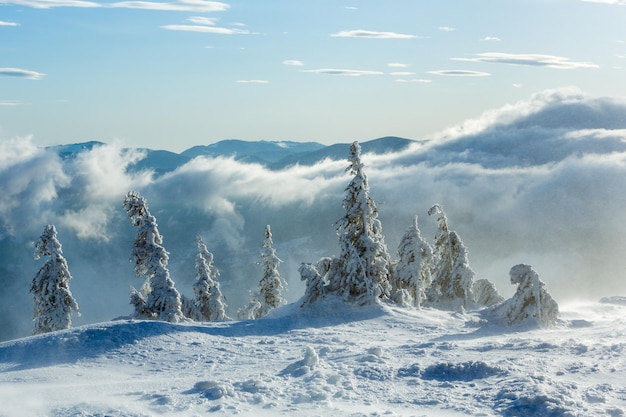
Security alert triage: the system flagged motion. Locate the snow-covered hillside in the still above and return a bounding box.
[1,297,625,417]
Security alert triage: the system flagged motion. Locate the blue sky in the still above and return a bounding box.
[1,0,625,152]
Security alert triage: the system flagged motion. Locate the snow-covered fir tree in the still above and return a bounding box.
[393,215,434,308]
[191,236,229,321]
[299,257,332,307]
[30,225,80,335]
[327,141,393,305]
[238,225,287,319]
[472,279,505,307]
[426,204,476,310]
[490,264,559,327]
[123,191,184,323]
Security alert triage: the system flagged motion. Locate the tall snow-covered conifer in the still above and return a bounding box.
[426,204,475,310]
[123,191,184,323]
[328,141,392,304]
[31,225,80,335]
[192,236,229,321]
[394,216,434,308]
[238,225,286,319]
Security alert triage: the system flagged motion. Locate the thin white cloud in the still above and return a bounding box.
[0,20,19,26]
[388,62,409,68]
[0,0,99,7]
[390,71,415,76]
[0,100,21,106]
[162,25,248,34]
[162,16,251,35]
[0,0,229,11]
[186,16,218,25]
[236,79,269,84]
[439,26,456,32]
[480,36,501,42]
[302,68,384,76]
[428,70,491,77]
[331,29,416,39]
[581,0,626,4]
[0,67,45,80]
[453,52,599,69]
[282,60,304,66]
[344,6,357,10]
[395,79,432,83]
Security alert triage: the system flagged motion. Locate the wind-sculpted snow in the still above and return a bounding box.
[1,88,626,341]
[0,298,624,416]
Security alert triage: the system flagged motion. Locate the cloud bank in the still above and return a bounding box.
[1,88,626,341]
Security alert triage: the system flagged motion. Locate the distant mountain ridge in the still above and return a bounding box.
[48,137,419,174]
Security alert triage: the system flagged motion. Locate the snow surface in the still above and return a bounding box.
[0,297,625,417]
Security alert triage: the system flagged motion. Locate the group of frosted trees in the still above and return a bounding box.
[297,142,559,327]
[29,141,558,335]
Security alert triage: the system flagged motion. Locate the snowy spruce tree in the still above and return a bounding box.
[490,264,559,327]
[327,141,393,305]
[123,191,184,323]
[191,236,229,321]
[238,225,287,320]
[426,204,476,310]
[30,225,80,335]
[393,216,434,308]
[299,257,332,307]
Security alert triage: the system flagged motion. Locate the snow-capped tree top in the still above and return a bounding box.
[346,141,365,178]
[123,191,169,278]
[123,191,150,228]
[196,236,218,279]
[428,204,449,234]
[509,264,539,285]
[34,224,63,260]
[261,225,282,266]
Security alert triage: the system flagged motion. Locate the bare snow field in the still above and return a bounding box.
[1,297,625,417]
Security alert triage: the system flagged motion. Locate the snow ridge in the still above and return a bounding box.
[1,298,624,417]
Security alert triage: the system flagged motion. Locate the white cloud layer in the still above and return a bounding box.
[0,20,19,26]
[0,67,45,79]
[453,53,599,69]
[2,88,626,340]
[331,29,416,39]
